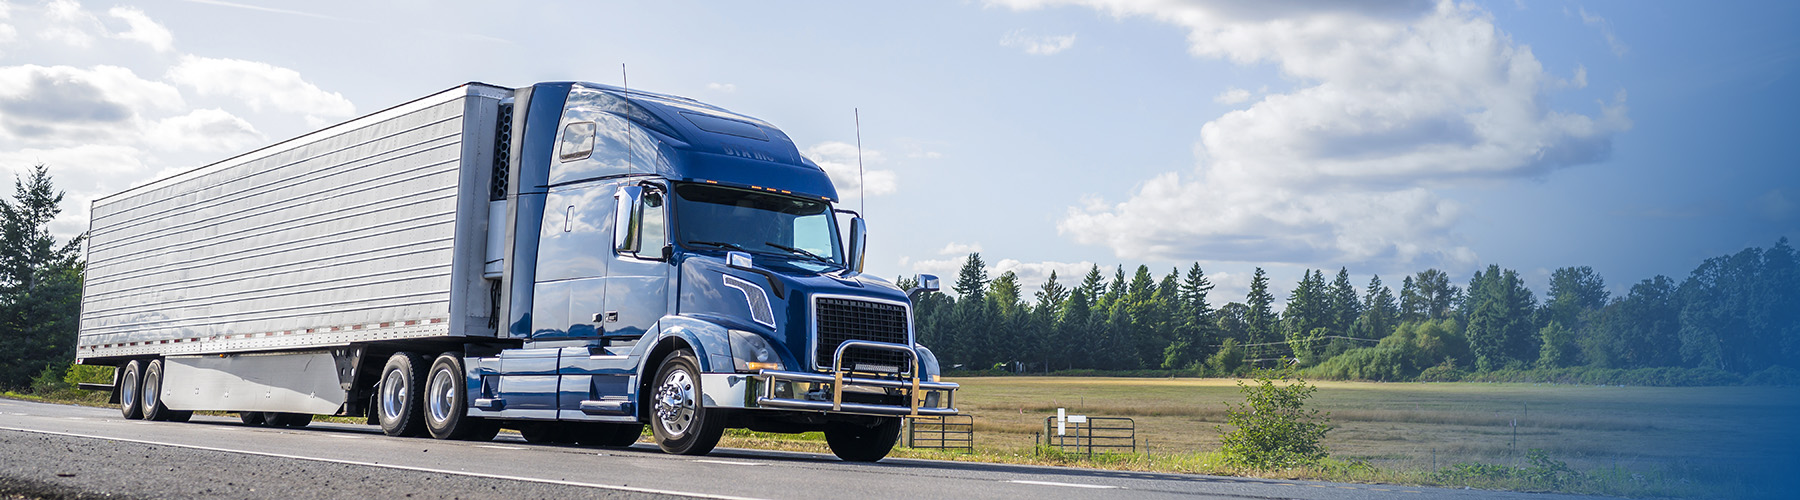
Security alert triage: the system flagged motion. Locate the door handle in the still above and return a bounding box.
[592,311,619,323]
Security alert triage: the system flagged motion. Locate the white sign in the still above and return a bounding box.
[1068,415,1087,424]
[1056,408,1066,435]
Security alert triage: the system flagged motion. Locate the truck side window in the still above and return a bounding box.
[637,190,667,258]
[558,121,595,161]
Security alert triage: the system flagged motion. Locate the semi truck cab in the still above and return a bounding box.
[456,82,957,459]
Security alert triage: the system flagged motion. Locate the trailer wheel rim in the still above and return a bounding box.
[120,365,138,408]
[381,367,408,421]
[654,368,696,437]
[427,366,455,424]
[142,365,160,410]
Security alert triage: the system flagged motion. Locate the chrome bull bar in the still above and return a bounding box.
[755,340,959,417]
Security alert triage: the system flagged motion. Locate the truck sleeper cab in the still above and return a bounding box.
[77,81,956,463]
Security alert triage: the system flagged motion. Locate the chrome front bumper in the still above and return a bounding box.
[753,341,959,417]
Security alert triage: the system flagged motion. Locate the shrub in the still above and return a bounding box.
[1745,365,1800,386]
[1216,372,1331,469]
[1302,347,1411,381]
[1207,338,1246,376]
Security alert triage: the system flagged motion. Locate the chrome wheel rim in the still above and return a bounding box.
[142,366,160,410]
[380,368,407,421]
[654,368,695,437]
[427,367,454,424]
[120,366,138,408]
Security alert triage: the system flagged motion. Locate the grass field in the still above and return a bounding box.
[923,376,1799,496]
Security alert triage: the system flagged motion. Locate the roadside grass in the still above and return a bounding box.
[13,374,1796,498]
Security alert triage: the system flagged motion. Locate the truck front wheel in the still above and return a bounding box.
[825,417,901,462]
[649,349,723,455]
[377,352,428,437]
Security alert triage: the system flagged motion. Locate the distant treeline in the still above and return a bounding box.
[906,238,1800,385]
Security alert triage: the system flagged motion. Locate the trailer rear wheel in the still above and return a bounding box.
[118,360,144,420]
[424,353,487,440]
[140,359,191,422]
[239,412,265,426]
[649,349,723,455]
[518,422,573,444]
[824,417,901,462]
[377,352,428,437]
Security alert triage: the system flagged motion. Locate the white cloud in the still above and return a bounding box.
[166,56,356,123]
[0,2,17,50]
[1213,87,1251,104]
[108,6,173,52]
[938,242,983,255]
[706,82,736,93]
[0,5,349,245]
[802,141,899,201]
[903,255,1094,297]
[147,108,264,152]
[1576,7,1628,58]
[993,0,1629,269]
[1000,29,1077,55]
[41,0,102,47]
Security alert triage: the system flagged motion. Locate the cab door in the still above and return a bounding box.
[604,183,671,339]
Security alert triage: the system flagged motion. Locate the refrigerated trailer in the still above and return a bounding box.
[77,81,957,461]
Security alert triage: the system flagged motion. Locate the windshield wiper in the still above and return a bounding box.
[687,240,749,252]
[764,242,836,266]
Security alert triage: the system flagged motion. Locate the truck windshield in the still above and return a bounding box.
[672,183,842,266]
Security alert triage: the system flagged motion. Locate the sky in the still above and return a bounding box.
[1,0,1795,308]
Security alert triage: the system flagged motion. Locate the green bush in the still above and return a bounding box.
[1207,338,1246,376]
[1744,365,1800,386]
[1302,347,1411,381]
[1416,359,1467,382]
[1216,372,1331,469]
[1433,449,1584,491]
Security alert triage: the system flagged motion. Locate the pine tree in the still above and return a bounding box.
[1398,275,1423,323]
[1079,264,1105,311]
[1246,267,1277,346]
[0,165,85,389]
[953,253,989,299]
[1354,275,1399,340]
[1327,268,1360,338]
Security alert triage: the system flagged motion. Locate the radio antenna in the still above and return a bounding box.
[621,63,628,93]
[854,108,865,215]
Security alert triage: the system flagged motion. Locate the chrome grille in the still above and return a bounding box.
[814,297,909,373]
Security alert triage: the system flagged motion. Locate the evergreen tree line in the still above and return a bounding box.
[907,242,1800,383]
[0,166,85,390]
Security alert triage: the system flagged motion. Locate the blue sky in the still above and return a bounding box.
[1,0,1795,306]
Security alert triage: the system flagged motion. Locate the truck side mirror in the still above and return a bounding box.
[846,216,867,274]
[908,273,939,303]
[613,185,644,253]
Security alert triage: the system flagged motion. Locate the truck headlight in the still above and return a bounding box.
[729,330,785,372]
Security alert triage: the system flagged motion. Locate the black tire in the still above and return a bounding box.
[377,352,428,437]
[825,417,902,462]
[140,359,178,422]
[163,409,193,423]
[239,412,265,426]
[648,350,723,455]
[423,353,483,440]
[118,360,144,420]
[572,423,643,447]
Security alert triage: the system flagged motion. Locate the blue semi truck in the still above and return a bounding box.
[76,81,957,461]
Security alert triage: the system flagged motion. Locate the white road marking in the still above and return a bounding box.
[477,445,525,450]
[693,459,762,466]
[1007,480,1120,489]
[0,426,768,500]
[324,434,364,439]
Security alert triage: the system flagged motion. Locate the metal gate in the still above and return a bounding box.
[1039,416,1136,458]
[904,415,974,451]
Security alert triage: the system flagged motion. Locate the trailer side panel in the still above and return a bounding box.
[78,84,510,361]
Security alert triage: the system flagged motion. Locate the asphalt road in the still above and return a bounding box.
[0,399,1598,500]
